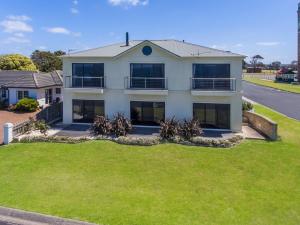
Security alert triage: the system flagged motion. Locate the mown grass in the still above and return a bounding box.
[243,76,300,94]
[0,105,299,225]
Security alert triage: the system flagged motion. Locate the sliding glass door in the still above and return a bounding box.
[193,64,231,90]
[73,100,104,123]
[193,103,230,129]
[72,63,104,88]
[131,101,165,126]
[130,64,165,89]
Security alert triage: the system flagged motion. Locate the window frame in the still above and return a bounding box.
[130,63,165,78]
[192,63,231,78]
[193,103,231,129]
[72,63,104,77]
[72,99,105,123]
[130,101,165,126]
[17,90,29,100]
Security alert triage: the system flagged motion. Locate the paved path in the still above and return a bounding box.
[243,81,300,121]
[0,206,97,225]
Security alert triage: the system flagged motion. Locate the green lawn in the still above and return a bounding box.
[0,105,299,225]
[243,76,300,94]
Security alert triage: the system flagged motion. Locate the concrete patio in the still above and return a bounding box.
[47,123,265,140]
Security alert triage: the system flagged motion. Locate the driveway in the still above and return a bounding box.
[0,110,37,144]
[243,81,300,121]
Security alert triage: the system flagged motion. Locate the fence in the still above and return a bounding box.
[12,102,63,136]
[243,74,276,81]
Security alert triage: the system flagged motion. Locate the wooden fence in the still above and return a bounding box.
[13,102,63,136]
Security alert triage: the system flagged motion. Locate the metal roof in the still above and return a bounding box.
[0,70,63,89]
[64,40,245,58]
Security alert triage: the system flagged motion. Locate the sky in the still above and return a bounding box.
[0,0,298,64]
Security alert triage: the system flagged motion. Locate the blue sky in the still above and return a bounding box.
[0,0,298,63]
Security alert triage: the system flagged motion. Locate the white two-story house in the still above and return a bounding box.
[62,36,245,132]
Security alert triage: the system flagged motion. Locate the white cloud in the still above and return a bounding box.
[0,17,33,33]
[73,0,79,5]
[3,36,30,44]
[45,27,81,37]
[46,27,71,35]
[7,15,31,21]
[13,32,25,37]
[71,8,79,14]
[108,0,149,7]
[256,42,280,46]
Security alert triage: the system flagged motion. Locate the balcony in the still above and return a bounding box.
[191,78,237,96]
[124,77,168,95]
[64,76,106,94]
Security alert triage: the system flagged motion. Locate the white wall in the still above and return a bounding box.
[63,42,243,131]
[8,86,63,106]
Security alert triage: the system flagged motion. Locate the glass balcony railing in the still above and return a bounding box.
[191,78,236,91]
[64,76,106,88]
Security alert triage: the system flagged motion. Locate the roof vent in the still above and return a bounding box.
[126,32,129,46]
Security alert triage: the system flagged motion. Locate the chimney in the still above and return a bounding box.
[298,3,300,81]
[126,32,129,46]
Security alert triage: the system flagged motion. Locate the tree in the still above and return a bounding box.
[31,50,66,72]
[250,55,264,69]
[271,61,281,70]
[0,54,37,71]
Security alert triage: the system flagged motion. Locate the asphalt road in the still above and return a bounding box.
[243,81,300,121]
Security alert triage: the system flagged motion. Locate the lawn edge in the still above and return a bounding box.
[0,206,98,225]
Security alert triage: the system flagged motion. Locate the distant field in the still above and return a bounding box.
[243,75,300,94]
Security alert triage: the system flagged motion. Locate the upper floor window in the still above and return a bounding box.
[72,63,104,77]
[193,64,230,78]
[130,64,164,78]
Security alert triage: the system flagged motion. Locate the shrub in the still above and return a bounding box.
[16,136,90,144]
[111,113,132,137]
[34,119,49,136]
[160,117,179,140]
[242,101,253,112]
[180,119,203,140]
[15,98,39,112]
[190,135,243,148]
[91,116,112,136]
[115,136,160,146]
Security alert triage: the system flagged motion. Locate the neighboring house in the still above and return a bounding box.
[62,37,245,132]
[0,70,63,106]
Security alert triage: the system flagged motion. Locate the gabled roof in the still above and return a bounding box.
[0,70,63,89]
[64,40,245,58]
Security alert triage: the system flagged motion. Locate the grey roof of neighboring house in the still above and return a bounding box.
[0,70,63,89]
[64,40,245,58]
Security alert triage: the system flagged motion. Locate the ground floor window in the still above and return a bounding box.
[193,103,230,129]
[130,101,165,126]
[73,100,104,123]
[17,90,29,100]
